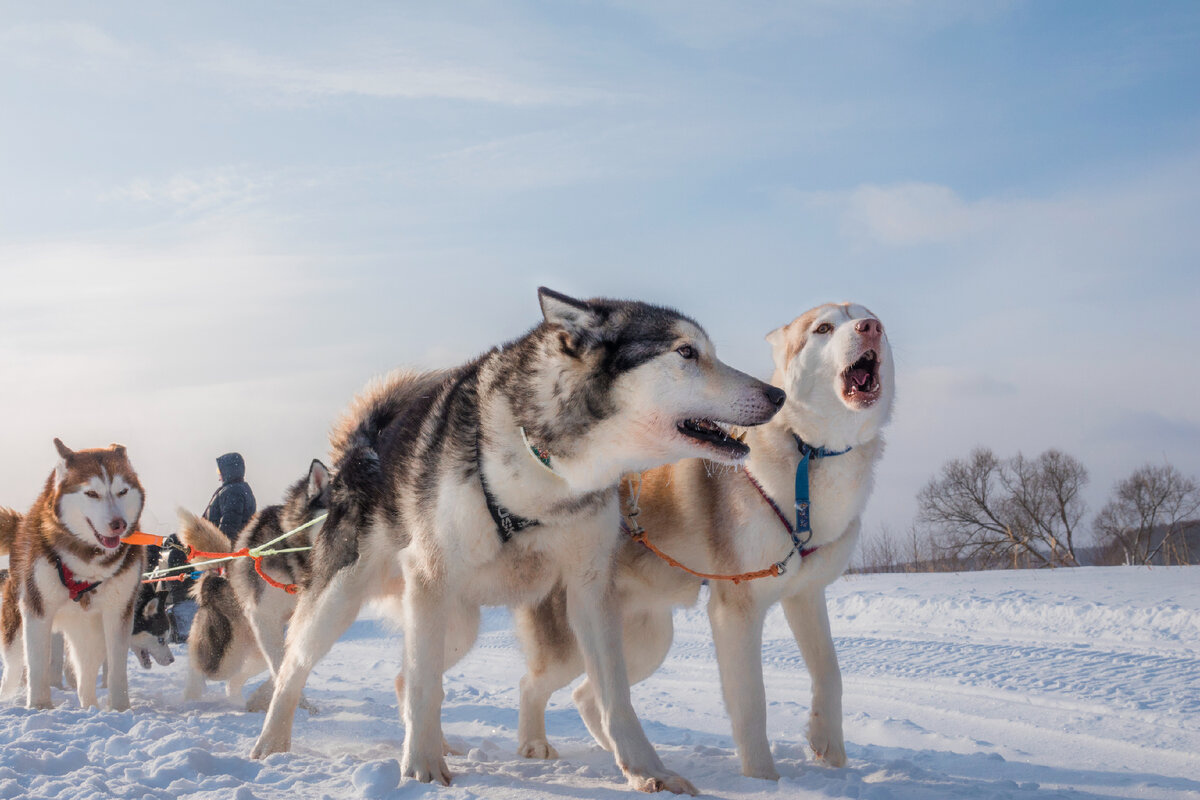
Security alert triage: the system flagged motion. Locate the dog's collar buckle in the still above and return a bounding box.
[50,555,101,603]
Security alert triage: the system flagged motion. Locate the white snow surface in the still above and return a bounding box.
[2,565,1197,799]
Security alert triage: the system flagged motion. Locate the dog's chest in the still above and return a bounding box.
[806,451,872,546]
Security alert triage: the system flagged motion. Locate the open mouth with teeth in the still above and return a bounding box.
[842,350,882,407]
[677,417,750,459]
[87,519,122,549]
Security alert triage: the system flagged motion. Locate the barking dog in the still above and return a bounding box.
[179,459,330,709]
[250,288,785,794]
[515,303,894,779]
[0,440,145,710]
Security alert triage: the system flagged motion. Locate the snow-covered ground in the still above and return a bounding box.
[2,566,1197,800]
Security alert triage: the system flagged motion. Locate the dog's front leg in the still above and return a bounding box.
[21,604,55,709]
[781,588,845,767]
[707,588,777,780]
[565,573,697,795]
[100,593,135,711]
[399,556,452,786]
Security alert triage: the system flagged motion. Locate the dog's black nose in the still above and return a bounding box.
[764,385,786,409]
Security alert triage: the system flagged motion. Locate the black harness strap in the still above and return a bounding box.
[479,468,540,542]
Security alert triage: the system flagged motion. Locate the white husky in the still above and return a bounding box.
[515,303,894,779]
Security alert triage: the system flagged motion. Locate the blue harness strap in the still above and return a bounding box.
[791,435,851,551]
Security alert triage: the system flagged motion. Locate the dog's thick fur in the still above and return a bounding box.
[250,288,785,794]
[0,440,145,710]
[515,303,894,779]
[180,459,330,709]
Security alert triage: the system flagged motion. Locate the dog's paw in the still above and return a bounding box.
[808,714,847,767]
[28,697,55,711]
[625,770,698,795]
[742,763,781,781]
[401,753,452,785]
[517,739,559,759]
[298,694,319,716]
[250,731,291,760]
[245,686,272,714]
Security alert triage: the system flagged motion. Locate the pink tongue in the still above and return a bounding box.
[850,368,871,388]
[97,533,121,549]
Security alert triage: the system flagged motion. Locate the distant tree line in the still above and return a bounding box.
[854,448,1200,573]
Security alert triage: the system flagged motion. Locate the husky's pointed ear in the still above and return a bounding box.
[765,325,790,374]
[538,287,602,354]
[54,438,74,486]
[308,459,331,499]
[109,443,127,458]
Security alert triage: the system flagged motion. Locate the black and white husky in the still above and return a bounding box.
[179,460,330,709]
[250,288,785,794]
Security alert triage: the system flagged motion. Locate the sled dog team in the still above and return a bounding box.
[0,288,893,794]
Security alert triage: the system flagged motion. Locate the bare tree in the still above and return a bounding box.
[1094,464,1200,565]
[917,447,1087,569]
[856,523,900,573]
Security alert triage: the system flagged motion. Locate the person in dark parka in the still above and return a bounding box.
[203,452,257,544]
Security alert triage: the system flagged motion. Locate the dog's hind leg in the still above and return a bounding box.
[246,595,291,679]
[228,649,268,704]
[515,588,583,759]
[708,588,777,780]
[251,564,371,759]
[50,633,66,689]
[781,589,846,767]
[183,663,206,702]
[0,606,27,701]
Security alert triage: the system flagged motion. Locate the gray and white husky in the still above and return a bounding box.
[179,459,330,709]
[515,303,894,779]
[250,287,785,794]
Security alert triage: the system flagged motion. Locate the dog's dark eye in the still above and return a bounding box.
[84,490,100,499]
[814,323,834,335]
[676,345,697,360]
[117,488,128,497]
[158,637,166,645]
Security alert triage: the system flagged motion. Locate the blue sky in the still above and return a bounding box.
[1,1,1198,542]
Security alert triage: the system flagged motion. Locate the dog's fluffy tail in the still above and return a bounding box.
[0,507,20,557]
[176,509,233,570]
[328,368,452,468]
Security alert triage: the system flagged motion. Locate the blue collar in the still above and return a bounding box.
[790,434,851,550]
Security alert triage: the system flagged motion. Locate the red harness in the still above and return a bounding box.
[50,555,101,602]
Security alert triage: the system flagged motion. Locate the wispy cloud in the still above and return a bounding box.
[103,166,277,211]
[0,21,132,64]
[199,46,611,107]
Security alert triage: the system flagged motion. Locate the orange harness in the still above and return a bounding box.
[183,545,301,595]
[622,470,818,585]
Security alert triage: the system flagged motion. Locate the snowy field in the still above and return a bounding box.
[1,565,1197,800]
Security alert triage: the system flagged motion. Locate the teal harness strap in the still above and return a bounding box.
[792,434,851,551]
